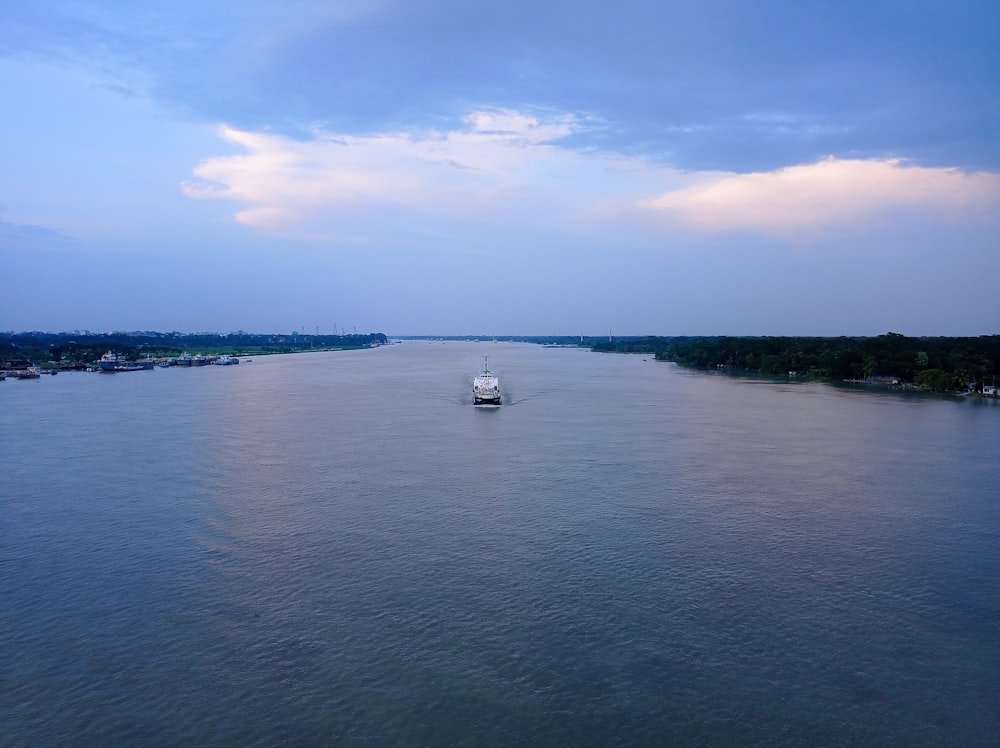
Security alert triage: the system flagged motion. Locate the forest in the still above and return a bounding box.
[590,333,1000,393]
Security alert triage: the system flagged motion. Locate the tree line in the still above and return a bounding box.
[591,333,1000,392]
[1,331,388,368]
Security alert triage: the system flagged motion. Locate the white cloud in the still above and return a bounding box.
[181,114,1000,244]
[180,111,668,238]
[646,157,1000,234]
[463,109,579,141]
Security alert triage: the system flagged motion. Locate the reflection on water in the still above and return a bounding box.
[2,343,998,745]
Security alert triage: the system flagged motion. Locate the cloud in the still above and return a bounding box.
[181,112,1000,245]
[463,109,578,141]
[8,2,999,176]
[0,218,73,248]
[180,110,672,239]
[646,158,1000,235]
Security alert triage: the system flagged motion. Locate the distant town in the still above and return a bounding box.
[0,330,388,377]
[2,331,998,396]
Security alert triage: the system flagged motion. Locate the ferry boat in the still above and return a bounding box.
[473,355,501,406]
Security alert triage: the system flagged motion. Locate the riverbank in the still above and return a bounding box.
[0,331,389,371]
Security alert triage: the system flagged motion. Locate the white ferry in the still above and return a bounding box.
[473,355,501,406]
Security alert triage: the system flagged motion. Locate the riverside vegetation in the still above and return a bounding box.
[1,331,388,370]
[4,330,998,394]
[589,332,1000,394]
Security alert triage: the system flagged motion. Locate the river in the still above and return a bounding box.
[2,341,998,745]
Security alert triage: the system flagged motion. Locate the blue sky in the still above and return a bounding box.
[2,0,998,335]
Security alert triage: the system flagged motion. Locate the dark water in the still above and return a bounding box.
[3,342,998,746]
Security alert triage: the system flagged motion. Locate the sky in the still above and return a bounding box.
[2,0,998,336]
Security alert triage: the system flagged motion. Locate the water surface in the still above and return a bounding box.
[3,342,998,745]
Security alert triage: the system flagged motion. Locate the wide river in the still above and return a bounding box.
[2,342,998,746]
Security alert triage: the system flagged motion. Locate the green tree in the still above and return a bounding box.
[914,368,958,392]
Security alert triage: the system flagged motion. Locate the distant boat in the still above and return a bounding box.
[175,353,193,367]
[98,351,120,372]
[473,355,501,406]
[213,355,239,365]
[97,351,152,372]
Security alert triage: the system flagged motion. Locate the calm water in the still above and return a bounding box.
[2,342,998,746]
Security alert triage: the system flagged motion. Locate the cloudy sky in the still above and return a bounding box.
[2,0,998,335]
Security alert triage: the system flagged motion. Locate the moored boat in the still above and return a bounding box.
[97,351,154,372]
[473,355,501,406]
[98,351,120,372]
